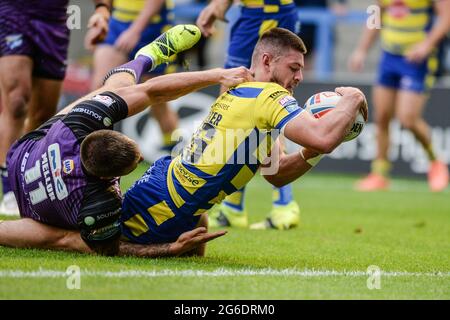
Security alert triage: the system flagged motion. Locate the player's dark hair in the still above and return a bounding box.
[80,130,141,178]
[251,27,307,63]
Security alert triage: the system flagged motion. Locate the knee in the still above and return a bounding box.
[397,113,416,130]
[3,80,31,119]
[374,111,391,129]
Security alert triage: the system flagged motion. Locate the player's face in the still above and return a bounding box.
[127,144,144,175]
[270,49,304,94]
[120,137,144,176]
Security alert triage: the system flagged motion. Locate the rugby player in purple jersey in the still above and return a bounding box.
[0,0,111,215]
[0,25,253,257]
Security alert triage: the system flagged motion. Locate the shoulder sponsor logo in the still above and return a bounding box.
[285,103,300,113]
[71,107,103,121]
[63,159,75,174]
[279,96,300,113]
[279,96,296,106]
[92,94,115,107]
[269,91,286,100]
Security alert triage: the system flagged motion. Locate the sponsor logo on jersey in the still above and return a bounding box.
[63,159,74,174]
[269,91,286,100]
[86,221,120,241]
[173,160,206,194]
[96,207,121,222]
[279,96,299,113]
[103,117,112,127]
[71,107,103,121]
[389,0,410,18]
[48,143,69,200]
[92,94,115,107]
[5,34,23,50]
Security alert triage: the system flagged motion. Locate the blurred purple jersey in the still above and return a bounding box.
[0,0,70,79]
[6,92,128,242]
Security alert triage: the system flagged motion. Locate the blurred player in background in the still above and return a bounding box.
[88,0,181,154]
[349,0,450,192]
[197,0,302,231]
[294,0,347,71]
[0,0,111,216]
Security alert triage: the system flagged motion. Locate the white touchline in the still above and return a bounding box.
[0,268,449,278]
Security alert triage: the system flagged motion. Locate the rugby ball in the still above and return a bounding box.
[303,91,365,142]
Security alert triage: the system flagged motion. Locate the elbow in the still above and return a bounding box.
[311,136,337,154]
[271,180,287,188]
[263,175,287,188]
[319,140,338,154]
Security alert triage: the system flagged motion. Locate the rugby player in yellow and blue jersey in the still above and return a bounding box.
[120,28,368,246]
[349,0,450,192]
[197,0,303,230]
[89,0,180,153]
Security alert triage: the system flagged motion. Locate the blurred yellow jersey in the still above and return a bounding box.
[166,82,303,216]
[241,0,294,6]
[241,0,294,13]
[112,0,174,23]
[380,0,436,55]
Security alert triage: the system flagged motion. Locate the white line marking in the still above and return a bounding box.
[0,268,449,278]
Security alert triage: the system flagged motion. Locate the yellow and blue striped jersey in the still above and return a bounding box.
[380,0,436,55]
[166,82,302,217]
[241,0,295,13]
[119,82,303,243]
[112,0,174,23]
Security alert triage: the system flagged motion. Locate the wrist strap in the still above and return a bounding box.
[299,148,323,167]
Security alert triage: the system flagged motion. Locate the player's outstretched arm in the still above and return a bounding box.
[0,218,91,253]
[113,67,253,117]
[118,227,227,258]
[0,219,226,258]
[57,67,251,118]
[56,72,137,116]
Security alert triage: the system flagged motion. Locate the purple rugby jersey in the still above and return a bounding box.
[8,120,89,228]
[7,92,129,244]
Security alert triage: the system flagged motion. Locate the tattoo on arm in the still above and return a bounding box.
[118,241,174,258]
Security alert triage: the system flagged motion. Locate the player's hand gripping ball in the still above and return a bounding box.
[303,91,365,142]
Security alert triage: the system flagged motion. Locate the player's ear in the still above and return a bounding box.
[261,52,272,69]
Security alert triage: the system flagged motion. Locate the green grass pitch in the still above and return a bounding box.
[1,162,449,299]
